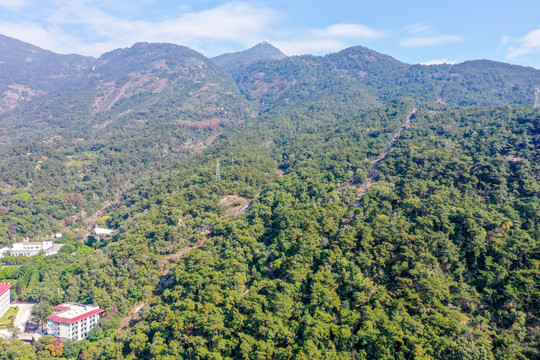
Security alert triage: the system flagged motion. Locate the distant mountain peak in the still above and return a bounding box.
[212,41,287,73]
[255,40,287,51]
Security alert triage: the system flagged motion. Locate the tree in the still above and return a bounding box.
[33,300,53,332]
[9,317,21,339]
[44,338,64,357]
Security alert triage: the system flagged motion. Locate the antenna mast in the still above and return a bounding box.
[215,159,221,181]
[535,87,540,108]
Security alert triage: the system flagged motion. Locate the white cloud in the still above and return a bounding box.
[273,23,383,56]
[400,35,461,47]
[314,23,383,39]
[507,28,540,59]
[0,22,82,53]
[403,23,433,35]
[400,23,461,48]
[498,35,510,51]
[420,59,457,66]
[0,1,280,56]
[0,0,24,10]
[0,1,383,57]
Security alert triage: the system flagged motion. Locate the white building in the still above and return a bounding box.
[0,247,10,258]
[0,284,11,318]
[47,303,104,341]
[94,227,113,242]
[0,241,64,257]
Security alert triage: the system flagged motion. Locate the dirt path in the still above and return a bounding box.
[58,193,122,236]
[118,298,151,333]
[352,107,416,203]
[84,201,112,233]
[161,235,208,269]
[118,234,209,332]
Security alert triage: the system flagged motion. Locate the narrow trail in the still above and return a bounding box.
[118,234,209,332]
[160,234,209,271]
[85,201,112,233]
[352,107,416,204]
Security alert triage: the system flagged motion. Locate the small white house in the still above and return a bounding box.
[0,284,11,318]
[94,227,113,241]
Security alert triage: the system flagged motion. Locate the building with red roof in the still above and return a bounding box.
[0,284,11,318]
[47,302,104,340]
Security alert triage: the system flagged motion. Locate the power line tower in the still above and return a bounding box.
[535,87,540,108]
[215,159,221,181]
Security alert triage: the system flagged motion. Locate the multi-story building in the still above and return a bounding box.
[0,284,11,318]
[0,240,64,257]
[47,303,104,340]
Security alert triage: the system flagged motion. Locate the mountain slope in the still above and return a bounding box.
[0,34,94,114]
[91,42,252,119]
[106,102,539,359]
[0,39,255,241]
[0,39,254,141]
[1,35,540,360]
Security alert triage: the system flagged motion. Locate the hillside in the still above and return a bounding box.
[0,34,93,115]
[0,35,539,359]
[0,38,253,241]
[0,39,252,141]
[4,100,538,359]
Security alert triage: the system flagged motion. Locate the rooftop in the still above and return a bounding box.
[95,227,113,235]
[19,241,52,246]
[0,283,12,296]
[47,303,104,324]
[46,244,64,252]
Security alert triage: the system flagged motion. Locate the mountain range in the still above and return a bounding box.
[1,34,539,359]
[2,34,540,134]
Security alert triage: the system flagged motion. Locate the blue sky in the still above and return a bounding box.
[0,0,539,68]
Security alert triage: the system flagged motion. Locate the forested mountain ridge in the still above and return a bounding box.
[228,45,540,112]
[0,39,253,141]
[0,34,539,359]
[89,42,252,122]
[2,34,540,139]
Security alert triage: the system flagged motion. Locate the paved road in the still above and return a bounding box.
[0,303,38,340]
[13,303,34,333]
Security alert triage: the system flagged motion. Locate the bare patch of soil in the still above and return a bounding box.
[507,155,522,163]
[220,195,249,217]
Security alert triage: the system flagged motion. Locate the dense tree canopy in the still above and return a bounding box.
[0,37,539,360]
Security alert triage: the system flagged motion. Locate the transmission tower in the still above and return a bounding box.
[535,87,540,108]
[215,159,221,181]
